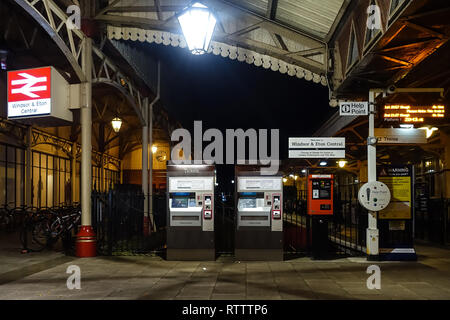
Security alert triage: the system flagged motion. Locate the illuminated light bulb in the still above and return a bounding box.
[178,2,217,55]
[111,117,122,133]
[338,160,347,168]
[419,126,438,138]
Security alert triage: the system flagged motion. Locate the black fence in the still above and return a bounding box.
[283,189,311,253]
[92,185,166,255]
[214,195,235,254]
[415,198,450,245]
[283,182,367,256]
[329,183,368,255]
[91,184,449,257]
[93,189,237,256]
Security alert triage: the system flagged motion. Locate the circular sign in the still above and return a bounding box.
[358,181,391,211]
[156,150,167,163]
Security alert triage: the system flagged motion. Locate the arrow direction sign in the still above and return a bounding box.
[11,73,48,98]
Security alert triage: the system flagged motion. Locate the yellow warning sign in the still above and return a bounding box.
[379,175,411,219]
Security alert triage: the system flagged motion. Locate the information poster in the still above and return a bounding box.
[378,165,413,219]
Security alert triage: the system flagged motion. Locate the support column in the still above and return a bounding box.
[149,61,160,233]
[149,100,155,232]
[71,142,77,204]
[25,126,32,207]
[76,37,96,257]
[142,98,149,236]
[367,90,379,260]
[442,131,450,200]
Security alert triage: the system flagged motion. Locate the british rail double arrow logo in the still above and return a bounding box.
[10,72,48,98]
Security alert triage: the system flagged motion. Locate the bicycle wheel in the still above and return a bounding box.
[20,219,50,252]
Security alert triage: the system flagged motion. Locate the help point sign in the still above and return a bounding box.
[339,101,369,116]
[7,66,72,123]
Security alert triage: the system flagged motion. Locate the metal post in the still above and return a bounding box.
[142,98,149,236]
[149,61,160,232]
[25,126,32,207]
[76,37,96,257]
[366,89,379,259]
[71,142,77,204]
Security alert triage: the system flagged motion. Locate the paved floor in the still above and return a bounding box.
[1,236,450,300]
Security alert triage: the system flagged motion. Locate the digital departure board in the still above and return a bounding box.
[383,104,446,123]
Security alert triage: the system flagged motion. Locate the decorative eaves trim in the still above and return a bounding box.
[107,26,328,86]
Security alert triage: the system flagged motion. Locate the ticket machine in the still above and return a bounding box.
[307,174,334,259]
[307,174,334,215]
[235,166,283,261]
[166,163,215,260]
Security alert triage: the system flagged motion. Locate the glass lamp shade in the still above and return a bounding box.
[111,117,122,133]
[177,2,217,55]
[338,160,347,168]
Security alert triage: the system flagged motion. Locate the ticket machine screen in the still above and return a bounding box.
[239,198,256,209]
[171,193,196,208]
[237,192,270,227]
[169,192,202,226]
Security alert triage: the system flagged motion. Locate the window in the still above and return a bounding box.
[32,151,71,208]
[390,0,404,16]
[389,0,408,24]
[92,165,120,192]
[0,143,25,208]
[364,0,383,49]
[346,23,359,72]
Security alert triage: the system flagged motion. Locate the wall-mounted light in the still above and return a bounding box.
[152,145,158,153]
[282,178,288,183]
[178,2,217,55]
[231,179,235,184]
[319,161,327,166]
[338,160,347,168]
[419,126,438,138]
[301,169,306,173]
[111,117,122,133]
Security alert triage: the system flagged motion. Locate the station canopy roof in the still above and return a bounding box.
[227,0,346,39]
[97,0,350,86]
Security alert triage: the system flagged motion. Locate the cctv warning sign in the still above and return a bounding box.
[7,67,52,118]
[339,101,368,116]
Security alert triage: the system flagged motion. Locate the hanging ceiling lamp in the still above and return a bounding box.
[111,117,122,133]
[177,2,217,55]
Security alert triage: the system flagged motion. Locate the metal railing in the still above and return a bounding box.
[215,195,235,254]
[415,198,450,246]
[92,185,166,255]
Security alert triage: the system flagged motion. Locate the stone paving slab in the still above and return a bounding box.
[0,244,450,300]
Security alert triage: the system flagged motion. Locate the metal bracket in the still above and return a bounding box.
[367,136,378,146]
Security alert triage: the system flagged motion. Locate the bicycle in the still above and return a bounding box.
[20,205,81,253]
[0,205,14,232]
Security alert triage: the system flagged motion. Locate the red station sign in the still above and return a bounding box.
[7,67,52,118]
